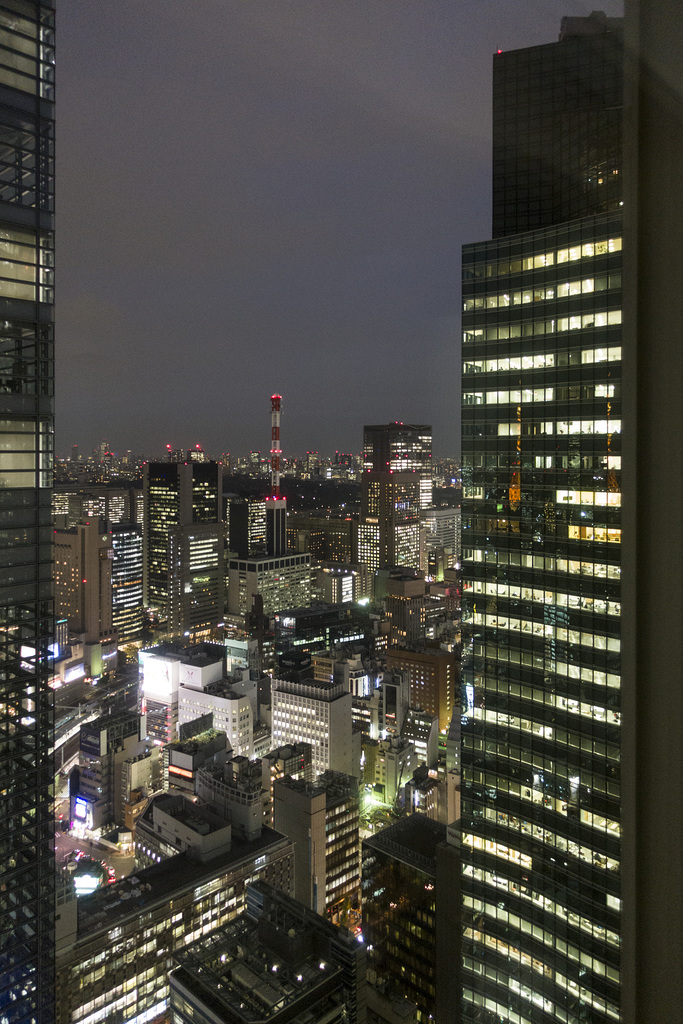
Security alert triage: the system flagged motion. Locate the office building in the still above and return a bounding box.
[363,422,433,509]
[55,830,294,1024]
[313,563,368,604]
[196,756,267,841]
[274,602,370,662]
[386,643,457,734]
[287,512,357,564]
[121,743,161,830]
[0,6,56,1020]
[362,815,446,1022]
[401,707,439,769]
[169,881,367,1024]
[361,735,416,806]
[404,765,442,821]
[420,504,461,576]
[358,423,432,574]
[163,724,228,795]
[54,518,115,665]
[271,677,356,778]
[179,669,254,757]
[110,522,143,642]
[619,4,683,1021]
[379,669,410,736]
[52,483,142,529]
[459,15,622,1024]
[384,574,427,646]
[273,771,360,922]
[143,459,223,633]
[226,495,267,557]
[260,741,314,824]
[227,551,311,619]
[167,520,224,636]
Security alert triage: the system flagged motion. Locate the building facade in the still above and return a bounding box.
[170,881,367,1024]
[358,423,432,574]
[0,4,56,1021]
[273,771,360,922]
[459,17,622,1024]
[138,641,225,745]
[178,679,253,758]
[143,459,222,633]
[271,677,355,778]
[386,644,457,734]
[110,522,143,643]
[73,709,147,833]
[227,551,311,619]
[362,815,446,1022]
[54,518,114,645]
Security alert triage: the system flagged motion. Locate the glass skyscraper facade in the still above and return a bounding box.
[0,2,56,1022]
[460,17,622,1024]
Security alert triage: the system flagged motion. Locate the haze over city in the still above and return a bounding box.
[57,0,623,459]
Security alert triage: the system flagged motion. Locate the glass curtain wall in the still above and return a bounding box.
[460,214,622,1023]
[0,3,55,1023]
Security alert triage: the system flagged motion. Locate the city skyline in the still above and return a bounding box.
[58,1,623,458]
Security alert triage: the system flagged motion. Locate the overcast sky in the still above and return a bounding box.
[57,0,623,460]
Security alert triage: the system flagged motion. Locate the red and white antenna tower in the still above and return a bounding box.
[270,394,282,497]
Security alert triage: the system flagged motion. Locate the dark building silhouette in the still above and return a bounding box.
[492,11,623,238]
[0,4,56,1022]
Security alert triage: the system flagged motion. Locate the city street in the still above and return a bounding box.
[54,830,135,881]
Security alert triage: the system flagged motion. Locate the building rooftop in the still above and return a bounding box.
[167,728,224,754]
[204,679,248,699]
[76,825,291,938]
[170,881,361,1023]
[264,742,312,762]
[140,792,228,837]
[363,815,446,873]
[276,771,358,803]
[141,641,224,668]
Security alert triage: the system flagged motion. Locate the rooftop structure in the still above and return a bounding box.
[135,791,232,867]
[170,881,367,1024]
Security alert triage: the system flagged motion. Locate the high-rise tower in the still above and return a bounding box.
[358,422,432,573]
[143,460,223,635]
[459,15,622,1024]
[0,3,56,1021]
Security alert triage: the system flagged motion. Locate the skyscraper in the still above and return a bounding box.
[358,422,432,573]
[143,460,223,635]
[0,3,56,1021]
[460,15,622,1024]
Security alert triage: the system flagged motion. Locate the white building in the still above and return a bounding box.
[178,681,253,759]
[138,642,224,744]
[420,505,461,574]
[271,678,356,778]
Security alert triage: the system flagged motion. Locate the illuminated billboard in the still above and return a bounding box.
[140,652,178,701]
[72,796,94,831]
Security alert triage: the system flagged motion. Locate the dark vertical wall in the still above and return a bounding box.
[622,1,683,1021]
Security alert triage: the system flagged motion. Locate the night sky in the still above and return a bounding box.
[57,0,623,460]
